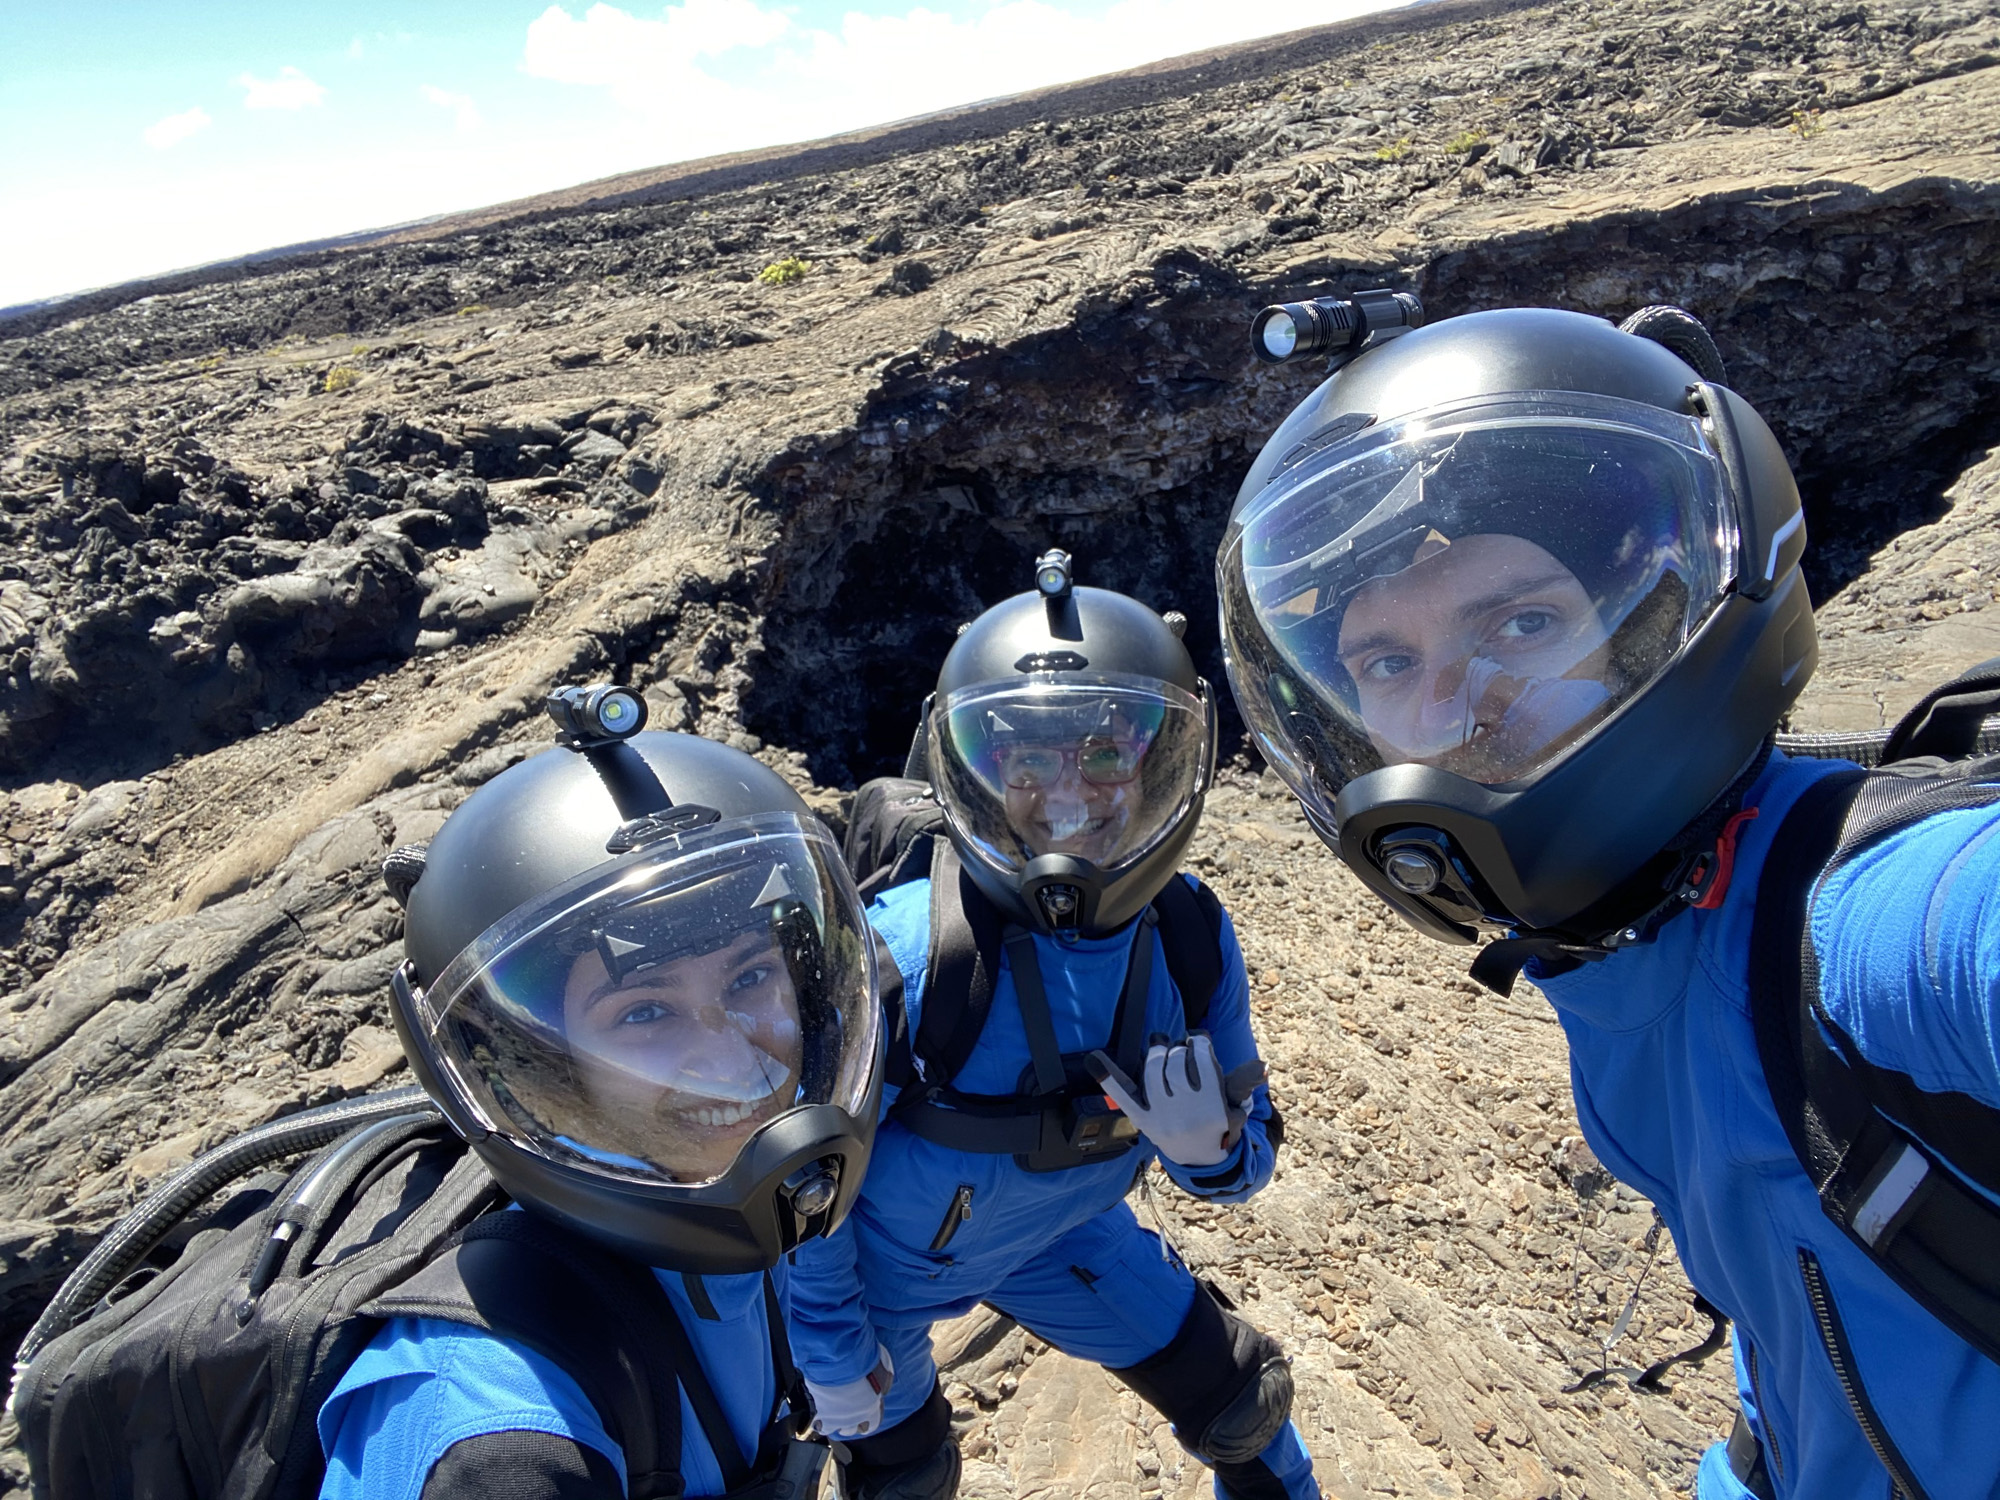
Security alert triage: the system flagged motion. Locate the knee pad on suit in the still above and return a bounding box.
[835,1381,959,1500]
[1109,1284,1294,1465]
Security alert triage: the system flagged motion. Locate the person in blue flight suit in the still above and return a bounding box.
[1216,299,2000,1498]
[789,559,1322,1500]
[319,691,887,1500]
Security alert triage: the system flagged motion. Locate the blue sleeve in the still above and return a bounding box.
[785,1215,883,1387]
[317,1319,624,1500]
[1812,801,2000,1108]
[1156,885,1278,1203]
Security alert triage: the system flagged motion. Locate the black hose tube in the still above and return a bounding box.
[14,1087,440,1371]
[1776,718,2000,768]
[1619,304,1728,385]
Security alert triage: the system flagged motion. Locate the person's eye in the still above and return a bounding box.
[1361,653,1415,682]
[727,964,775,993]
[616,1000,671,1026]
[1494,609,1555,640]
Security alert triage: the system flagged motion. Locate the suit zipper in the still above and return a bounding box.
[1797,1248,1928,1500]
[1744,1340,1785,1487]
[929,1185,974,1252]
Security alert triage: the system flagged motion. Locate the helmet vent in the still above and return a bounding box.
[604,803,722,854]
[1014,650,1089,674]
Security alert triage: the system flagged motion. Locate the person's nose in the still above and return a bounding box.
[1047,756,1088,793]
[1430,656,1466,706]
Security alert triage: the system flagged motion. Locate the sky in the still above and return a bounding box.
[0,0,1411,310]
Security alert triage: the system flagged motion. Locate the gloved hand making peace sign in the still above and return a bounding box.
[1087,1032,1266,1167]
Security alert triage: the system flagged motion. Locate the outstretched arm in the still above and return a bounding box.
[1812,801,2000,1105]
[785,1214,886,1388]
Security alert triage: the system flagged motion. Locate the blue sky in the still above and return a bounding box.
[1,0,1407,308]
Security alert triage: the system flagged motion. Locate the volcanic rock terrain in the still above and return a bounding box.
[2,0,1999,1494]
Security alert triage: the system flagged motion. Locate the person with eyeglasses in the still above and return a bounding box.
[785,557,1320,1500]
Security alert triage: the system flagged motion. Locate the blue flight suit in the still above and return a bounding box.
[1536,752,2000,1498]
[317,1264,786,1500]
[788,875,1320,1499]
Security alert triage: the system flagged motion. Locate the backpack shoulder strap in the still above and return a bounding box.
[364,1212,706,1499]
[845,777,946,905]
[909,840,1006,1090]
[1750,765,2000,1367]
[1152,874,1226,1031]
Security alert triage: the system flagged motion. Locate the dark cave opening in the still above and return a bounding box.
[743,469,1249,790]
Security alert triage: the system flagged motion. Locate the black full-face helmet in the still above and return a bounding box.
[1219,306,1817,955]
[389,688,883,1273]
[926,552,1218,936]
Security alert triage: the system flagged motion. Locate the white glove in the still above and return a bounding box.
[1088,1032,1260,1168]
[805,1344,895,1438]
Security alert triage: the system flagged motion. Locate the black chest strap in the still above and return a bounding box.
[1750,760,2000,1367]
[892,905,1157,1157]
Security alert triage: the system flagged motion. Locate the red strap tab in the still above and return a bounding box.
[1692,807,1761,910]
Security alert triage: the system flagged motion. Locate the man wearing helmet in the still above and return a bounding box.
[317,698,885,1500]
[1220,302,2000,1498]
[788,559,1321,1500]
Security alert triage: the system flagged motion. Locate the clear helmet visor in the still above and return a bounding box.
[1221,394,1736,819]
[414,812,879,1189]
[930,673,1211,878]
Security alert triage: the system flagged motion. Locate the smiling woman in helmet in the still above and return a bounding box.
[978,695,1164,861]
[561,926,803,1135]
[318,695,885,1500]
[788,558,1320,1500]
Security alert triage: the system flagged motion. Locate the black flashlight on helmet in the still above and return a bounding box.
[1250,288,1424,369]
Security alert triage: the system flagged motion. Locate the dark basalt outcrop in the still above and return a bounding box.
[2,0,1999,1492]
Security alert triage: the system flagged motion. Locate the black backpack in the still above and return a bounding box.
[841,774,1262,1176]
[11,1089,824,1500]
[1750,659,2000,1390]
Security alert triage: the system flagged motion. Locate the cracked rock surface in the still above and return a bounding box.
[2,0,1999,1494]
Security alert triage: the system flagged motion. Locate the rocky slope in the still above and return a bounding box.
[2,0,1999,1494]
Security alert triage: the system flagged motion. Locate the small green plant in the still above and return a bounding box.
[1374,136,1413,162]
[455,303,488,318]
[1788,108,1825,139]
[1447,129,1488,155]
[757,256,811,286]
[322,366,361,394]
[196,353,224,374]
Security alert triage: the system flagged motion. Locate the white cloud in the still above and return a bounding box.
[142,106,212,151]
[347,36,366,60]
[422,85,484,133]
[524,0,792,106]
[520,0,1412,160]
[238,66,327,110]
